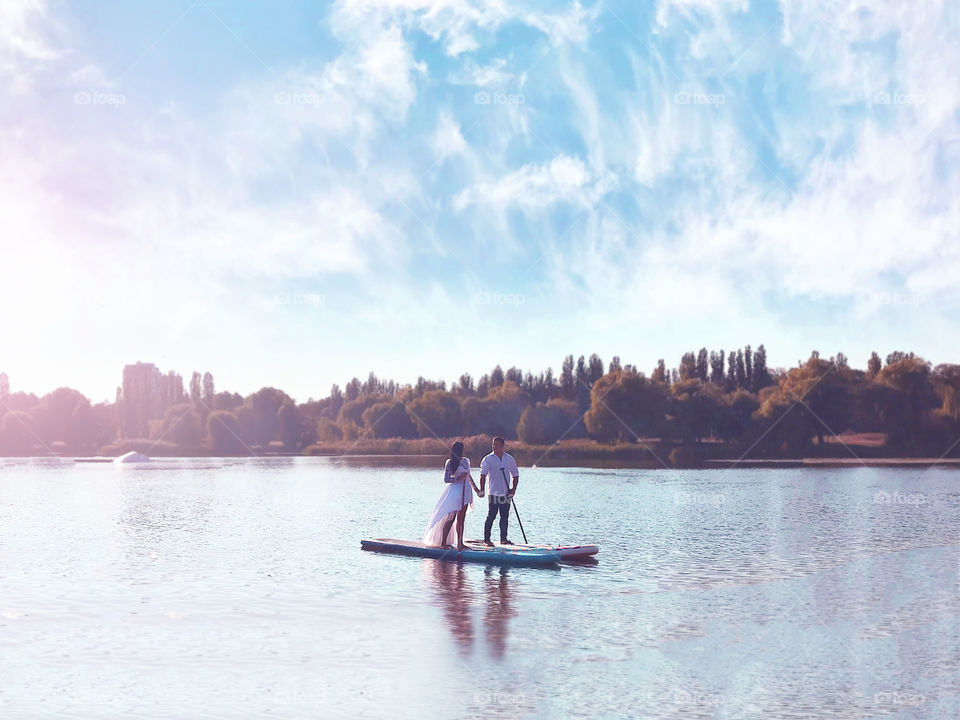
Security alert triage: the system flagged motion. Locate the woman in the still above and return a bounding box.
[423,441,483,550]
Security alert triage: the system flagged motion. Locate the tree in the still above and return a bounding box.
[361,401,417,439]
[202,372,215,405]
[517,400,578,445]
[246,387,292,446]
[710,350,725,385]
[315,417,342,442]
[696,348,709,382]
[516,405,547,445]
[933,364,960,421]
[679,352,697,381]
[876,357,938,450]
[867,352,882,381]
[588,354,605,384]
[490,365,505,388]
[574,356,590,413]
[407,391,462,437]
[338,395,387,428]
[456,373,474,395]
[744,345,753,388]
[735,350,747,389]
[727,350,737,389]
[31,387,89,446]
[779,353,852,445]
[485,381,532,439]
[560,355,575,398]
[885,351,914,366]
[329,384,344,417]
[652,359,667,385]
[716,390,759,443]
[157,403,202,446]
[207,411,246,454]
[608,356,622,374]
[584,370,667,442]
[190,372,202,403]
[752,345,771,390]
[278,402,313,450]
[344,377,361,401]
[0,411,36,454]
[670,379,720,443]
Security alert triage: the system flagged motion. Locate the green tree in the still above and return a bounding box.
[679,352,697,381]
[202,372,215,405]
[361,401,417,439]
[652,359,667,385]
[866,351,882,381]
[207,411,246,454]
[315,417,343,442]
[407,391,462,437]
[696,348,709,382]
[0,411,36,454]
[278,402,314,450]
[516,404,547,444]
[876,357,938,450]
[560,355,575,398]
[752,345,771,389]
[157,403,202,446]
[584,370,667,442]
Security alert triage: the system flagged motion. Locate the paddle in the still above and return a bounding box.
[458,473,465,559]
[502,467,528,544]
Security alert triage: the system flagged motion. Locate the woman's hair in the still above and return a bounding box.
[446,441,465,478]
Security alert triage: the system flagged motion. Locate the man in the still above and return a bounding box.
[479,436,520,546]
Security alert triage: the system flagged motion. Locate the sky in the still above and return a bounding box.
[1,0,958,403]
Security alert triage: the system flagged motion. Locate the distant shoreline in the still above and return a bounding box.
[7,449,959,470]
[7,432,958,469]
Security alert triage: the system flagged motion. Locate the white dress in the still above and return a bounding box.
[422,458,474,547]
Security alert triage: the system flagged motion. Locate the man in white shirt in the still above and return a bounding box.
[478,436,520,546]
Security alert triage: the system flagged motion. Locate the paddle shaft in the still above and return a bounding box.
[501,468,528,544]
[458,474,466,557]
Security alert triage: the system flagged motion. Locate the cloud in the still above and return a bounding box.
[331,0,593,56]
[454,155,614,213]
[432,112,467,157]
[0,0,56,91]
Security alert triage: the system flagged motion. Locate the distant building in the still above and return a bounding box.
[119,362,161,439]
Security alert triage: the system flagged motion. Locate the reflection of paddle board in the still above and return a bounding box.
[361,538,564,566]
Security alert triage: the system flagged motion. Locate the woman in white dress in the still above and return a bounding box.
[423,441,483,550]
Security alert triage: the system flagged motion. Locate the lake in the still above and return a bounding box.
[1,457,957,718]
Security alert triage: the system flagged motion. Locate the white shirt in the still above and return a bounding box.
[480,451,519,496]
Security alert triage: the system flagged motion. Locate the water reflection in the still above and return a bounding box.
[425,560,474,652]
[482,566,516,659]
[424,561,518,659]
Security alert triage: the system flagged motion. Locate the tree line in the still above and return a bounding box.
[1,346,958,457]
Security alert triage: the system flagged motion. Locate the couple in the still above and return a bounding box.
[423,437,520,551]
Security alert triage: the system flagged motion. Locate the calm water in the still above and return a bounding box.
[1,457,958,719]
